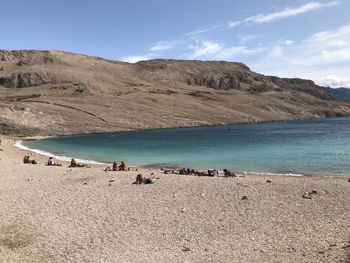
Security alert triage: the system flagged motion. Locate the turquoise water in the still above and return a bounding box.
[23,117,350,176]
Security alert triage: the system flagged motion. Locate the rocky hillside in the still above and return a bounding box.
[0,49,349,136]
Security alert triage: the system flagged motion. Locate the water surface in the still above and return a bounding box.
[22,117,350,176]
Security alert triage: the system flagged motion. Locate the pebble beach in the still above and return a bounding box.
[0,138,350,263]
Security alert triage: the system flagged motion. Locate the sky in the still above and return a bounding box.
[1,0,350,87]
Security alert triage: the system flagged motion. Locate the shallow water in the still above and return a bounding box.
[22,117,350,176]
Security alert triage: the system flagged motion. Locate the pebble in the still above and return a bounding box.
[182,246,191,252]
[311,190,317,194]
[266,180,272,183]
[241,195,248,200]
[302,192,312,199]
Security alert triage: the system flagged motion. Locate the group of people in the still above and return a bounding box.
[21,154,237,180]
[163,167,236,177]
[22,156,91,168]
[23,156,38,164]
[104,161,127,172]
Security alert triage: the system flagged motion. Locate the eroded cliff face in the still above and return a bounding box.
[0,50,349,136]
[134,59,331,100]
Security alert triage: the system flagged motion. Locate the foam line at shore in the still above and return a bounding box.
[245,171,305,177]
[15,140,108,165]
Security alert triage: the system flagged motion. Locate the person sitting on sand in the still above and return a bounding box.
[23,156,30,164]
[104,162,119,172]
[113,162,118,171]
[223,169,236,177]
[69,158,89,168]
[47,157,62,166]
[23,155,38,164]
[119,161,126,171]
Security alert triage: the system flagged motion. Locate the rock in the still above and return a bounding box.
[109,180,115,183]
[348,178,350,182]
[182,246,191,252]
[266,180,272,183]
[311,190,317,194]
[241,195,248,200]
[302,192,312,199]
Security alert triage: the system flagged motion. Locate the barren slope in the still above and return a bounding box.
[0,50,349,136]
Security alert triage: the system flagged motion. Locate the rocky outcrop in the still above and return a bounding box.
[0,72,59,89]
[0,50,53,62]
[186,74,241,90]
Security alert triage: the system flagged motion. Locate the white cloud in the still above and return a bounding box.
[215,46,265,60]
[227,21,241,28]
[182,1,341,42]
[190,41,223,58]
[284,40,294,46]
[188,40,265,60]
[148,41,174,52]
[238,35,257,44]
[245,1,340,24]
[290,23,350,66]
[251,23,350,87]
[121,55,151,63]
[186,24,223,36]
[316,75,350,88]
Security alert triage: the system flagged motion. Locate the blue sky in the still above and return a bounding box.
[1,0,349,87]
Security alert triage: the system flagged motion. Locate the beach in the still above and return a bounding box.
[0,138,350,263]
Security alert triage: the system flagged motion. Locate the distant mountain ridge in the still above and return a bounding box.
[323,87,350,101]
[0,49,350,136]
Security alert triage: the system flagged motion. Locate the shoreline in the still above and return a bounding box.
[13,138,349,178]
[16,139,308,177]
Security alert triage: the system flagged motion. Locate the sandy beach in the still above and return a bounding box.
[0,138,350,263]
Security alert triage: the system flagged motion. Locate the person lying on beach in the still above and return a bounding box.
[23,155,38,164]
[207,169,218,177]
[223,169,236,177]
[132,174,160,185]
[47,157,62,166]
[68,158,90,168]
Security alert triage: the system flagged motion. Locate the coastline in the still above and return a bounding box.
[16,138,308,177]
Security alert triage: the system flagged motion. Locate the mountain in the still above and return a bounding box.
[0,49,350,136]
[323,87,350,101]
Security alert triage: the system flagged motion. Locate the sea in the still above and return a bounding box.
[19,117,350,176]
